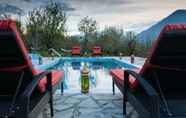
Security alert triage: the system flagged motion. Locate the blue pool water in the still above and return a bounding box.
[29,53,42,65]
[52,58,137,94]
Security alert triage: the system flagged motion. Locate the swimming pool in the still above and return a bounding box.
[51,57,138,94]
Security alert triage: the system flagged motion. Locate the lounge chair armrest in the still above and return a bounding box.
[19,71,52,112]
[21,71,52,98]
[124,70,158,97]
[124,70,160,118]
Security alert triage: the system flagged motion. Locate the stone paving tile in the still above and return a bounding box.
[80,113,104,118]
[54,109,74,118]
[79,98,100,108]
[72,94,90,100]
[49,93,139,118]
[64,97,81,104]
[39,92,139,118]
[55,103,74,111]
[79,108,102,116]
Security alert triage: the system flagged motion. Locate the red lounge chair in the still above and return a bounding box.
[110,24,186,118]
[92,46,102,56]
[110,68,140,93]
[72,46,81,56]
[0,20,64,118]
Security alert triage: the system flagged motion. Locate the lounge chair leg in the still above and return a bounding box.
[123,70,128,117]
[61,82,64,95]
[47,73,54,117]
[49,96,54,117]
[112,79,115,95]
[123,94,126,117]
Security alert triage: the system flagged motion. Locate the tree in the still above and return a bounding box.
[78,16,98,51]
[95,26,125,55]
[26,0,67,51]
[15,19,24,36]
[124,31,137,55]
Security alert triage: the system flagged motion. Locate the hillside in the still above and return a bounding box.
[138,9,186,43]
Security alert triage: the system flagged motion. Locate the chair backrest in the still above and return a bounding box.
[0,20,35,96]
[140,24,186,95]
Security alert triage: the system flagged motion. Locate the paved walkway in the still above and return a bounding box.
[40,93,138,118]
[54,93,124,118]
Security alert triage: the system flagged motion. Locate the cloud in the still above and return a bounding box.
[0,0,75,14]
[66,0,186,34]
[1,0,186,34]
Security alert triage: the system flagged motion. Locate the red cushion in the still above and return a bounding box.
[35,70,64,93]
[110,68,140,90]
[72,46,81,55]
[93,47,102,55]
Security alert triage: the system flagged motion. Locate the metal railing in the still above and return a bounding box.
[48,48,62,57]
[60,48,71,53]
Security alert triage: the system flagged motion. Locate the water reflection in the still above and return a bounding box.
[54,61,126,94]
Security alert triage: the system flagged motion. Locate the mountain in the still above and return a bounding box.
[137,9,186,43]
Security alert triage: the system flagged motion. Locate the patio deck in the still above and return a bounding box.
[39,93,139,118]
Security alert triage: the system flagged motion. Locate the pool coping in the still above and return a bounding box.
[34,57,141,71]
[60,57,141,69]
[34,58,61,70]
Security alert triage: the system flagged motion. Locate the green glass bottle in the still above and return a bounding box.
[81,63,89,94]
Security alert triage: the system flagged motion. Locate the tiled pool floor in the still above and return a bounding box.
[40,93,138,118]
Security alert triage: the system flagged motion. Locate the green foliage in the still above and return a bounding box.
[96,26,125,55]
[78,16,98,51]
[62,36,81,49]
[69,24,151,57]
[123,32,137,55]
[15,19,25,40]
[26,0,66,51]
[78,16,98,34]
[22,3,152,58]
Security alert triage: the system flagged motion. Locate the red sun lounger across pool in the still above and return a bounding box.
[92,46,102,56]
[72,46,81,56]
[0,20,64,118]
[110,24,186,118]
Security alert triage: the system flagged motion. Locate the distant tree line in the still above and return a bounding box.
[14,0,151,57]
[65,25,151,57]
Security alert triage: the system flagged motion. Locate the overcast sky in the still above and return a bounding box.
[0,0,186,35]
